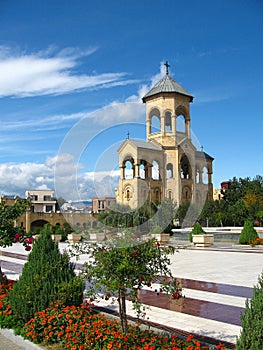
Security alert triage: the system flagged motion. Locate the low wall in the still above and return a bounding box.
[171,227,263,243]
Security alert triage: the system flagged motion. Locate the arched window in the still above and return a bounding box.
[166,163,173,179]
[149,108,161,134]
[140,159,147,179]
[180,155,191,179]
[203,166,208,184]
[124,160,134,179]
[151,115,161,133]
[196,168,200,183]
[176,114,186,133]
[126,189,130,199]
[182,186,191,201]
[165,111,172,132]
[168,190,172,199]
[139,164,145,179]
[152,161,160,180]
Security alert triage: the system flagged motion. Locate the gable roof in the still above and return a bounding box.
[142,74,193,102]
[118,138,162,153]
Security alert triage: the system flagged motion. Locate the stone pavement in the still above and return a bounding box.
[0,328,43,350]
[1,241,263,349]
[0,332,23,350]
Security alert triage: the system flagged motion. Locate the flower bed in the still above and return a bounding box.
[249,237,263,246]
[0,277,229,350]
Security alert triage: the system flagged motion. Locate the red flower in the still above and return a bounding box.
[25,246,32,251]
[25,237,34,244]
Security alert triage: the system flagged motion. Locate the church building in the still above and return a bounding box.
[115,62,214,209]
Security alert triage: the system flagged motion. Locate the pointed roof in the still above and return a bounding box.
[142,73,193,102]
[195,150,214,161]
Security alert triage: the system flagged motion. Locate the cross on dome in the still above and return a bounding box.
[164,60,170,75]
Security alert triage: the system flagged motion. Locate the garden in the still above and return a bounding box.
[0,201,227,350]
[0,198,262,349]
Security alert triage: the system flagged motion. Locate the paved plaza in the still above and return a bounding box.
[1,241,263,348]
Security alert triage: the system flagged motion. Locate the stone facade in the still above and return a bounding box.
[1,193,95,232]
[116,66,214,209]
[92,197,116,213]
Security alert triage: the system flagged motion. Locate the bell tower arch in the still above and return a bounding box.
[116,62,214,211]
[143,61,193,147]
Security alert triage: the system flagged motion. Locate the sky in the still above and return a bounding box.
[0,0,262,201]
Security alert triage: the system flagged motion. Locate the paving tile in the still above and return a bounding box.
[1,242,263,347]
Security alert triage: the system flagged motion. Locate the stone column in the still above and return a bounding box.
[161,113,165,135]
[25,210,31,233]
[186,118,191,138]
[146,116,151,139]
[171,114,176,135]
[120,165,125,179]
[134,161,140,178]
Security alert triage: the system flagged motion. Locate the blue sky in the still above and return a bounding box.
[0,0,262,200]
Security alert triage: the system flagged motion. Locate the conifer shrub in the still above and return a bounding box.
[189,223,205,242]
[236,272,263,349]
[9,229,84,322]
[239,220,258,244]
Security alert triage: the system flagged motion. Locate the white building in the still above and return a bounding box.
[25,190,57,213]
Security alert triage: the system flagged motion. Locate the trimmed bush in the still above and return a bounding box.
[189,223,205,242]
[9,230,84,322]
[236,272,263,349]
[239,220,258,245]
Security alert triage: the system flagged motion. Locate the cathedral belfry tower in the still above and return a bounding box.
[116,62,214,209]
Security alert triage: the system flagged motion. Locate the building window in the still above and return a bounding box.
[45,205,53,212]
[166,163,173,179]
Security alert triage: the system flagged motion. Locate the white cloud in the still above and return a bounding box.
[0,155,119,200]
[0,61,168,199]
[0,112,87,132]
[138,61,166,98]
[0,46,136,98]
[90,101,145,126]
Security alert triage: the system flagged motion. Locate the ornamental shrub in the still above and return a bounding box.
[189,223,205,242]
[9,229,84,322]
[239,220,258,245]
[236,272,263,349]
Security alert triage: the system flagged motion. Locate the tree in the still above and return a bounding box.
[239,220,258,245]
[56,196,67,209]
[223,176,263,223]
[236,272,263,349]
[0,199,31,282]
[243,191,263,220]
[71,232,181,333]
[9,228,84,322]
[150,198,177,232]
[175,202,190,226]
[228,199,247,226]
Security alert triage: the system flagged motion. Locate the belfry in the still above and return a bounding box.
[115,63,214,209]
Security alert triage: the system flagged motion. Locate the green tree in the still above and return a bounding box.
[9,229,84,322]
[56,196,67,209]
[228,199,247,226]
[151,198,177,232]
[236,272,263,349]
[223,176,263,223]
[71,232,181,333]
[175,202,190,226]
[239,220,258,245]
[0,199,31,282]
